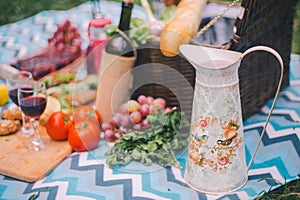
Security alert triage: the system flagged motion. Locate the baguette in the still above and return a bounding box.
[160,0,207,57]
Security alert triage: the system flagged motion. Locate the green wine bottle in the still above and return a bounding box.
[105,0,134,57]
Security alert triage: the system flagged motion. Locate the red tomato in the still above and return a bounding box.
[94,109,102,124]
[46,111,73,141]
[68,121,100,152]
[73,105,102,125]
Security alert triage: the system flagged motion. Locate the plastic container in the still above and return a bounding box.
[86,17,111,74]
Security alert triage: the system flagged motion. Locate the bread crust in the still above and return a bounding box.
[160,0,207,57]
[1,107,22,121]
[0,119,21,136]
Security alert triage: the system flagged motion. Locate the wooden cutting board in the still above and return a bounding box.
[0,125,72,182]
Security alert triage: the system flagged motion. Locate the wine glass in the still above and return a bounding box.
[18,81,49,151]
[6,71,34,138]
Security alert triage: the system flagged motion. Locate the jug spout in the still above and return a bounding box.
[180,44,243,87]
[180,44,242,69]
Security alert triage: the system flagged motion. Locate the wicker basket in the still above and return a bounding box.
[229,0,297,118]
[130,0,297,120]
[131,43,195,120]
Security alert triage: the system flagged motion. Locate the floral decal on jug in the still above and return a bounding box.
[188,117,243,172]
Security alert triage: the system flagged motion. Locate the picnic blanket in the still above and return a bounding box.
[0,2,299,199]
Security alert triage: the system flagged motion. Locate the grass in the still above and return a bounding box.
[0,0,88,25]
[0,0,299,199]
[256,177,300,200]
[294,1,300,54]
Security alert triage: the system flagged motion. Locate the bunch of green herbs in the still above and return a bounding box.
[104,5,176,47]
[106,109,189,168]
[104,17,157,47]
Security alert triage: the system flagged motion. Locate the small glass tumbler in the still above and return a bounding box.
[6,71,34,138]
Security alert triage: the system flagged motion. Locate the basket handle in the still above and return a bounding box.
[196,0,240,38]
[240,46,284,172]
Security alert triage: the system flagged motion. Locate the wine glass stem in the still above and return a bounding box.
[22,112,30,129]
[31,118,42,144]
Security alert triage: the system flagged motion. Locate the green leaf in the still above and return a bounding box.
[28,192,40,200]
[122,132,134,140]
[131,149,142,160]
[144,157,152,166]
[147,141,158,152]
[130,17,147,29]
[104,24,118,37]
[159,5,177,23]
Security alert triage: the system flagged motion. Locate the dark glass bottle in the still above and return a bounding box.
[105,0,134,57]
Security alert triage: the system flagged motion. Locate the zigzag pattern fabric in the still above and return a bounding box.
[0,2,299,199]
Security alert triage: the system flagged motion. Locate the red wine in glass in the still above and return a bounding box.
[18,81,49,151]
[9,86,33,106]
[19,96,47,120]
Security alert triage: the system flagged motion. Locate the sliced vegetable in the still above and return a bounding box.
[43,72,76,88]
[47,74,98,109]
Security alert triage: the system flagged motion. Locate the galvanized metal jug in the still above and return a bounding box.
[180,44,284,194]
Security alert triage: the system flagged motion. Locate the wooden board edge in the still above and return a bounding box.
[0,147,73,183]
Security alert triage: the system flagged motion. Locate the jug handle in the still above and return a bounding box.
[241,46,284,172]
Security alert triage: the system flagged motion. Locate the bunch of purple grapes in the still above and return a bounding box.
[12,19,82,80]
[102,95,170,143]
[48,19,82,53]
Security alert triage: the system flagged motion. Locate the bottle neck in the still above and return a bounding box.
[104,0,134,57]
[91,0,102,19]
[118,1,134,32]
